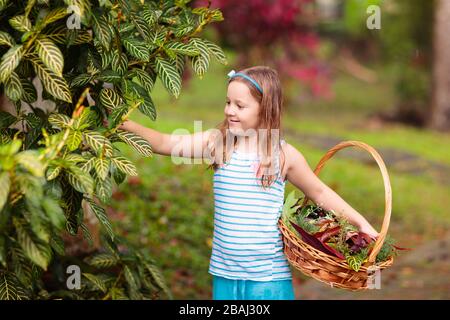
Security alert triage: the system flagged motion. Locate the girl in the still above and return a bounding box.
[117,66,379,300]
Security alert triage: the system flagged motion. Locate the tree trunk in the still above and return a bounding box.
[428,0,450,131]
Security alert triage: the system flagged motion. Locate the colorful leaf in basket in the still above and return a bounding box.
[346,232,373,253]
[346,255,363,272]
[290,221,345,259]
[314,226,341,243]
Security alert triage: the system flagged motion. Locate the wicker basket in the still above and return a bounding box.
[278,140,394,291]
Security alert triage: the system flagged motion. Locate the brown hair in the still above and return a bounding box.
[206,66,286,189]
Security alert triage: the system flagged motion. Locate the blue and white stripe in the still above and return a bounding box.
[208,143,292,281]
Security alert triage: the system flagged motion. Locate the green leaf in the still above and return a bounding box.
[165,41,200,57]
[111,50,128,76]
[83,130,113,157]
[0,45,24,83]
[20,78,37,103]
[123,38,150,61]
[99,88,122,113]
[92,15,113,50]
[189,38,210,78]
[4,71,23,101]
[70,73,93,88]
[35,37,64,76]
[66,130,82,151]
[0,272,30,300]
[94,172,112,204]
[66,165,95,195]
[32,59,71,103]
[88,253,118,268]
[141,9,159,26]
[0,172,10,212]
[15,150,45,177]
[110,104,128,127]
[98,70,121,83]
[116,130,153,157]
[85,198,114,241]
[346,255,363,272]
[46,165,61,180]
[111,156,138,176]
[143,261,172,299]
[48,113,71,128]
[9,15,32,32]
[41,197,66,230]
[40,8,68,27]
[124,265,139,290]
[14,219,52,270]
[82,273,107,293]
[0,31,15,47]
[130,68,155,94]
[0,110,16,129]
[131,14,151,40]
[202,38,227,65]
[94,157,110,180]
[155,56,181,98]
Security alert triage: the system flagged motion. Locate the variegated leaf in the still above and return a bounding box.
[0,31,14,47]
[83,130,113,157]
[123,38,150,61]
[116,130,152,157]
[9,15,32,32]
[111,156,138,176]
[66,130,82,151]
[202,38,227,65]
[67,165,94,195]
[48,113,71,128]
[88,253,118,268]
[165,41,200,57]
[94,157,110,180]
[190,39,210,79]
[0,45,24,83]
[32,59,71,102]
[99,88,122,113]
[0,172,10,211]
[82,273,107,293]
[111,50,128,76]
[4,71,23,101]
[20,78,37,103]
[35,37,64,76]
[94,173,112,204]
[85,198,114,241]
[155,56,181,98]
[92,15,112,50]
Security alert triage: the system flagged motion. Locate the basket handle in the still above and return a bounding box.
[300,140,392,264]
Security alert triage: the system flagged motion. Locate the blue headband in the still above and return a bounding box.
[227,70,263,94]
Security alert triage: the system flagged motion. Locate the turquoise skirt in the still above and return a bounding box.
[212,275,295,300]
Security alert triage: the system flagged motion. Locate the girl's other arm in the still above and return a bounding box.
[119,120,210,158]
[284,143,379,238]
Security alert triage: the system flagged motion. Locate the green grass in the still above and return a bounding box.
[108,54,450,299]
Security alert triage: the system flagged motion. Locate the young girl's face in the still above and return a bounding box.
[225,81,260,136]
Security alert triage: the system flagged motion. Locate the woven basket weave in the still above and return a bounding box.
[278,140,394,291]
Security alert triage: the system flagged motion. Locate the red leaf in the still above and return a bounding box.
[314,226,341,243]
[290,221,345,259]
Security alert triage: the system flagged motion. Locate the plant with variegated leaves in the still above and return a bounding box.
[0,0,226,300]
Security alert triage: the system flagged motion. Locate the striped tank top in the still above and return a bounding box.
[208,140,292,281]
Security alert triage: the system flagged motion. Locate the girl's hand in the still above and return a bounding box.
[359,225,379,241]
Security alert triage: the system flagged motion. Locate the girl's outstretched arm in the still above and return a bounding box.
[284,143,379,239]
[119,120,211,158]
